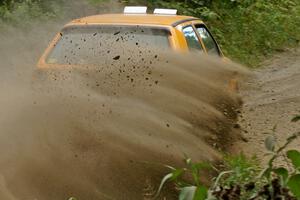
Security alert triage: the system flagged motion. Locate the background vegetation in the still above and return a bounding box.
[0,0,64,25]
[128,0,300,66]
[0,0,299,66]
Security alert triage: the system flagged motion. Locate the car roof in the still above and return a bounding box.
[69,14,202,27]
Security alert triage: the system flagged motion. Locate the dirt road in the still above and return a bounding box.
[235,48,300,163]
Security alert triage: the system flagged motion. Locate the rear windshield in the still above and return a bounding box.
[46,25,171,65]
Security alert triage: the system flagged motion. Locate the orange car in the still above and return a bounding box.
[38,7,224,68]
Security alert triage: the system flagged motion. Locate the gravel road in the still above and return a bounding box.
[235,48,300,164]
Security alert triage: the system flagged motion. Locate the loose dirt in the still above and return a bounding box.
[0,23,247,199]
[235,48,300,164]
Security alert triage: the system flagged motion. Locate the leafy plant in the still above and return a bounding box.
[155,157,211,200]
[156,116,300,199]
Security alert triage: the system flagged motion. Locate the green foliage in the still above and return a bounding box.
[87,0,109,6]
[287,150,300,171]
[210,0,300,66]
[220,153,259,187]
[287,174,300,198]
[126,0,300,66]
[0,0,64,27]
[157,116,300,199]
[155,157,211,199]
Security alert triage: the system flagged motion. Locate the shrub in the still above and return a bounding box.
[156,115,300,199]
[126,0,300,66]
[0,0,64,27]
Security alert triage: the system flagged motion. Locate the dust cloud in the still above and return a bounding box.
[0,17,248,200]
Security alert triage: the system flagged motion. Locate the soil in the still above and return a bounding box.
[0,32,246,200]
[234,48,300,164]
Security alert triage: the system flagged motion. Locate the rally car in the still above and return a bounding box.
[38,6,224,68]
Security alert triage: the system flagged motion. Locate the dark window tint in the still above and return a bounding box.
[46,25,171,65]
[195,25,220,56]
[182,26,203,52]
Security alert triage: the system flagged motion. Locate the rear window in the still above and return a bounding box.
[46,25,171,65]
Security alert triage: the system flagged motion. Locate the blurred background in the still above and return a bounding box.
[0,0,299,66]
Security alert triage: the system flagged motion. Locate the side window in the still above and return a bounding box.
[195,25,220,56]
[182,26,203,52]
